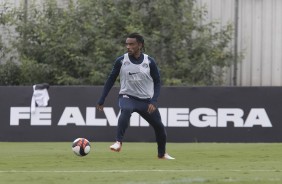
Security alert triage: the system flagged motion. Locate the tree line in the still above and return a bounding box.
[0,0,235,86]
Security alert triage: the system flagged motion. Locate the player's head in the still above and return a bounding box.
[126,33,145,56]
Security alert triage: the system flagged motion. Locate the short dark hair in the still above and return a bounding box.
[127,33,145,52]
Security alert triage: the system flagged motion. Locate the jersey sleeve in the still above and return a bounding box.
[97,56,123,105]
[148,57,161,105]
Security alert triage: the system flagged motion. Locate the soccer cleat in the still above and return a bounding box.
[159,153,175,160]
[110,141,122,152]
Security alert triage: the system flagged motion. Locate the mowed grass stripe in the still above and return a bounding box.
[0,142,282,184]
[0,169,281,173]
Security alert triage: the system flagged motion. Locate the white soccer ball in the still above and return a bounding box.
[72,138,91,156]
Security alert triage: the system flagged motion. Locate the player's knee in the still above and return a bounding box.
[121,107,133,112]
[121,108,133,116]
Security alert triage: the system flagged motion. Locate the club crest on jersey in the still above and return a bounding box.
[123,61,130,66]
[142,63,149,68]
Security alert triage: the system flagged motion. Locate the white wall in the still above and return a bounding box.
[197,0,282,86]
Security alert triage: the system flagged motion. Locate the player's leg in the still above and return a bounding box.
[139,109,175,159]
[110,95,134,152]
[138,108,167,158]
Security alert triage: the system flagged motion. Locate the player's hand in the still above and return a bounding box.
[147,104,156,114]
[96,104,104,112]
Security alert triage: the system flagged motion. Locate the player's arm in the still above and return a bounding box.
[96,57,123,111]
[148,57,161,113]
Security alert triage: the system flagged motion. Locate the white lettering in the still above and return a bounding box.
[244,108,272,127]
[104,107,119,126]
[9,107,273,128]
[159,108,168,127]
[31,107,52,125]
[190,108,217,127]
[10,107,30,126]
[86,107,107,126]
[140,116,149,127]
[218,108,244,127]
[168,108,189,127]
[130,112,140,126]
[57,107,85,126]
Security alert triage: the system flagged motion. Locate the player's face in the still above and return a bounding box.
[126,38,142,57]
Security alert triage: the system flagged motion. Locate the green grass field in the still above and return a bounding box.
[0,142,281,184]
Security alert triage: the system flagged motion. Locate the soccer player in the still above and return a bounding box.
[96,33,175,160]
